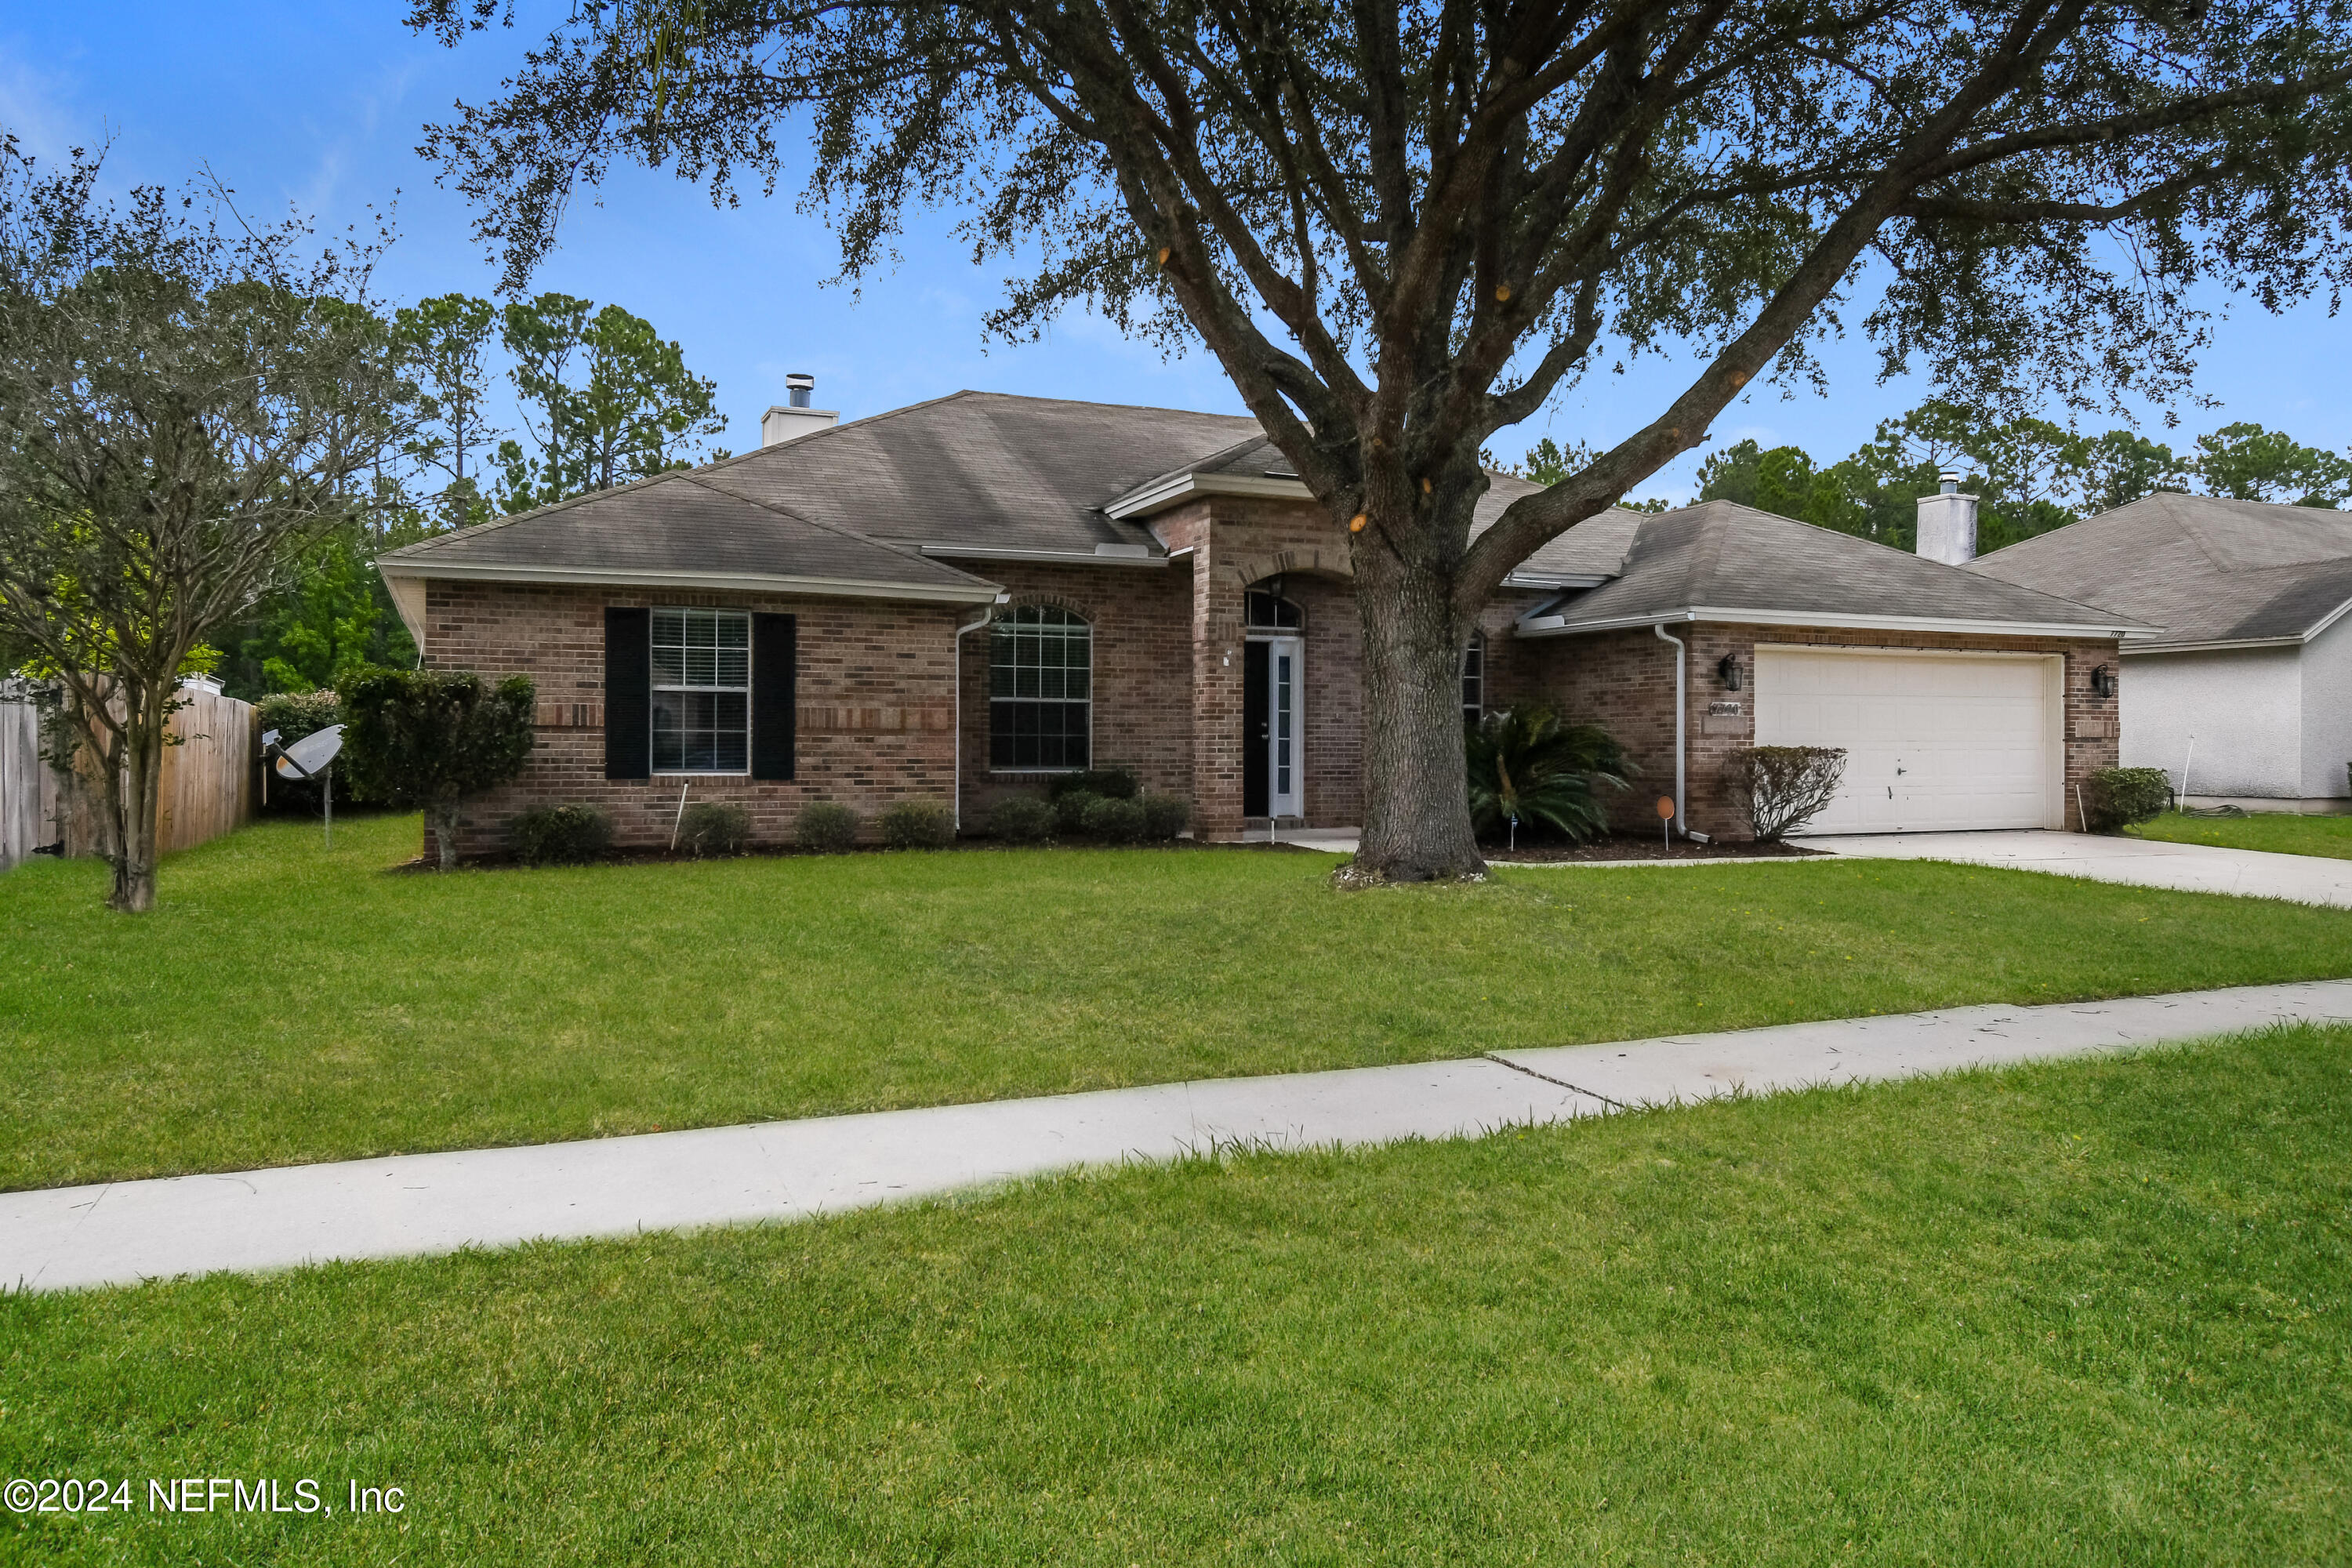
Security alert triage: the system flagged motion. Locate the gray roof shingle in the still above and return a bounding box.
[379,471,996,599]
[1521,499,2150,635]
[1969,492,2352,648]
[700,390,1261,553]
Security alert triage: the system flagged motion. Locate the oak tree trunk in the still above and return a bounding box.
[1347,527,1486,884]
[428,800,461,870]
[107,709,166,914]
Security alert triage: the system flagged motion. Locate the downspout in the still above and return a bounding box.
[953,604,1000,830]
[1653,621,1686,837]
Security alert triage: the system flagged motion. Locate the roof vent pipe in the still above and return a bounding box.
[761,373,840,447]
[1916,471,1979,565]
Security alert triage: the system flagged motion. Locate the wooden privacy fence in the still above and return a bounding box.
[0,680,257,869]
[0,684,41,871]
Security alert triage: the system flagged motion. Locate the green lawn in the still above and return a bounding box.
[6,811,2352,1192]
[6,1025,2348,1565]
[2133,809,2352,860]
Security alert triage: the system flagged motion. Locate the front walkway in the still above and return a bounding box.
[8,980,2348,1294]
[1801,829,2352,909]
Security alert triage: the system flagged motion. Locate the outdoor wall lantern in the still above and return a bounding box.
[2090,663,2118,698]
[1717,652,1744,691]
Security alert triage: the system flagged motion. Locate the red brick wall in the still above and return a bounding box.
[944,561,1196,821]
[1524,622,2123,837]
[422,580,964,855]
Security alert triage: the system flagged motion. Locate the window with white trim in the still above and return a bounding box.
[651,608,750,773]
[989,605,1091,770]
[1461,633,1486,721]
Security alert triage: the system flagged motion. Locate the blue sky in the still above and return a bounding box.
[6,2,2347,503]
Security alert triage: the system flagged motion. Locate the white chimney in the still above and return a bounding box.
[1915,471,1978,565]
[760,372,838,446]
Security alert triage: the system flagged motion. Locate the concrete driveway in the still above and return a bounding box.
[1800,829,2352,909]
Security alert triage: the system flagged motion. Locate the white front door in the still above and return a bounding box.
[1264,636,1302,818]
[1755,648,2062,833]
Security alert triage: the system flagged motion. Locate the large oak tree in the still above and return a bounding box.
[414,0,2352,880]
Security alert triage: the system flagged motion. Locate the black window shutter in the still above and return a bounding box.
[751,612,797,780]
[604,607,651,779]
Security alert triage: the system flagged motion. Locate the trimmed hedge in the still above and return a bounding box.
[509,804,613,866]
[1139,794,1190,841]
[1081,795,1148,844]
[1046,768,1138,802]
[795,801,859,852]
[988,796,1056,844]
[1053,789,1103,836]
[879,798,956,849]
[677,802,751,857]
[2081,767,2173,833]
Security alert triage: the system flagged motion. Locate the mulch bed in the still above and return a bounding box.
[1483,833,1820,863]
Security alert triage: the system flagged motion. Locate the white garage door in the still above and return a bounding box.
[1754,648,2059,834]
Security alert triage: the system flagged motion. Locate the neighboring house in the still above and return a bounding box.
[1972,495,2352,812]
[376,388,2140,855]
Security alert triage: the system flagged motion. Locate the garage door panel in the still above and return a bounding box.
[1755,650,2056,834]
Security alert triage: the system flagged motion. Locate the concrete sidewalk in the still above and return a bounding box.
[1801,829,2352,909]
[7,979,2350,1294]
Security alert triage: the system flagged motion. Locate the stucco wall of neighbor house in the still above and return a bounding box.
[2300,611,2352,800]
[946,560,1195,823]
[2121,644,2304,799]
[1523,623,2122,838]
[422,580,961,856]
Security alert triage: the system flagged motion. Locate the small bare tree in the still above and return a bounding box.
[1725,746,1848,840]
[0,140,416,911]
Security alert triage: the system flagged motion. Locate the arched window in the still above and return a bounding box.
[1243,589,1303,630]
[990,605,1091,770]
[1461,633,1486,721]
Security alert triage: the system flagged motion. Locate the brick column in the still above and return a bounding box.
[1181,512,1247,840]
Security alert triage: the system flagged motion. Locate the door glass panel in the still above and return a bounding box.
[1275,652,1294,798]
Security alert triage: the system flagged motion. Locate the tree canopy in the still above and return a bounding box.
[0,138,416,909]
[1690,403,2352,553]
[413,0,2352,879]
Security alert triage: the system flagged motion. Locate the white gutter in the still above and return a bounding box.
[1516,604,2150,641]
[916,543,1166,568]
[376,560,1000,606]
[953,606,998,829]
[1653,622,1686,837]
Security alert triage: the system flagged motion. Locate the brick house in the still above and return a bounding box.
[377,387,2147,855]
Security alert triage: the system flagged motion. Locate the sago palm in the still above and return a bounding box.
[1465,706,1633,850]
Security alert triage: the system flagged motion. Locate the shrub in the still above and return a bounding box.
[509,804,613,866]
[879,797,956,849]
[1465,707,1634,848]
[1724,745,1848,840]
[677,801,751,857]
[2081,766,2173,833]
[341,666,536,869]
[987,795,1055,844]
[254,689,346,811]
[1053,789,1104,836]
[1082,794,1148,844]
[1046,768,1138,801]
[795,800,860,852]
[1139,793,1191,841]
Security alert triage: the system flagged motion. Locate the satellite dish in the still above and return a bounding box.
[275,724,345,779]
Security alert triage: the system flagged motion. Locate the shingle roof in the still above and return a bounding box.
[1519,500,2151,636]
[702,390,1261,553]
[1471,474,1649,583]
[378,471,996,601]
[1969,492,2352,648]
